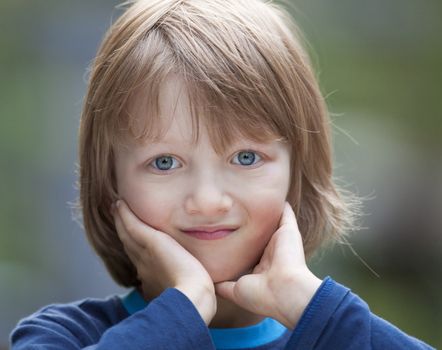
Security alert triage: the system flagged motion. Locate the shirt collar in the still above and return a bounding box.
[120,288,288,349]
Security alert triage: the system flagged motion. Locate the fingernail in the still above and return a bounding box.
[116,200,121,208]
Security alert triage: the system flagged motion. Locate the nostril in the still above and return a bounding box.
[184,192,233,215]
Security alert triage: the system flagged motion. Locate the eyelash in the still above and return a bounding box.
[147,150,263,173]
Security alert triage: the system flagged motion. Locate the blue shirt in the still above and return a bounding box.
[10,277,434,349]
[120,285,290,349]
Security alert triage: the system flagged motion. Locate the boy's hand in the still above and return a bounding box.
[113,200,217,325]
[214,202,322,330]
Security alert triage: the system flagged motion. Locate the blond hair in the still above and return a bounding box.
[77,0,362,287]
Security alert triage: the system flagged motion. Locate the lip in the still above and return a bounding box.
[182,225,238,233]
[181,226,238,240]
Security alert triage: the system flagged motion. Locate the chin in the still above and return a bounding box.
[210,272,232,284]
[206,264,252,284]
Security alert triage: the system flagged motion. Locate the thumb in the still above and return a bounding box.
[279,202,299,230]
[214,281,236,302]
[216,278,272,317]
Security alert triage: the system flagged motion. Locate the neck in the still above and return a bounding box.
[209,294,265,328]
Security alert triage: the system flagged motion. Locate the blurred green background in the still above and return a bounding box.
[0,0,441,348]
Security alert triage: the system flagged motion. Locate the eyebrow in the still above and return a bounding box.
[142,138,196,147]
[135,133,286,152]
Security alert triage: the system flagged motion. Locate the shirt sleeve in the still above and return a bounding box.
[285,277,436,350]
[10,288,215,350]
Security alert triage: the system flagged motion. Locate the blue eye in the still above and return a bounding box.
[232,151,261,166]
[151,155,181,171]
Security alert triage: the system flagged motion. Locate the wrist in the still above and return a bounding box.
[275,270,322,330]
[175,284,217,326]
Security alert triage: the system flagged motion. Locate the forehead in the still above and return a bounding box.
[123,74,283,150]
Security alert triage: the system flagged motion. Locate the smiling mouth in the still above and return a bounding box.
[181,228,238,240]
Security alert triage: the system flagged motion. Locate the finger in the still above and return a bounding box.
[113,206,130,244]
[277,202,304,252]
[116,200,154,248]
[216,278,267,316]
[214,281,236,302]
[114,208,141,261]
[279,202,299,231]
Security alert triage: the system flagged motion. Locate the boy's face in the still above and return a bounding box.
[114,76,291,283]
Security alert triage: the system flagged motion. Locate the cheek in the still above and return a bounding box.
[240,175,288,229]
[118,180,176,232]
[248,197,284,241]
[241,181,288,249]
[238,192,285,250]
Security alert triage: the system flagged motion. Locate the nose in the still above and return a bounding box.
[184,172,233,216]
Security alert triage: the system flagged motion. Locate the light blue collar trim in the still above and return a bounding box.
[209,317,287,349]
[120,289,288,349]
[120,289,150,315]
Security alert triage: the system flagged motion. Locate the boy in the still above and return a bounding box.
[10,0,434,348]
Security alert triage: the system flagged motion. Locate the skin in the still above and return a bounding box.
[114,200,322,329]
[113,75,322,328]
